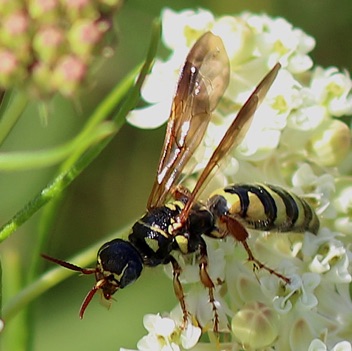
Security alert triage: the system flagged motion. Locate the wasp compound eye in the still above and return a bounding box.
[97,239,143,289]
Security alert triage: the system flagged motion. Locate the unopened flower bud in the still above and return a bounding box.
[33,26,65,64]
[31,62,55,97]
[0,0,23,16]
[231,302,279,349]
[61,0,97,21]
[28,0,60,22]
[98,0,124,10]
[68,19,107,58]
[1,10,30,53]
[308,119,351,167]
[0,49,27,87]
[53,55,86,96]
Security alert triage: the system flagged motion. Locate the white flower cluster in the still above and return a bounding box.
[120,314,201,351]
[125,8,352,351]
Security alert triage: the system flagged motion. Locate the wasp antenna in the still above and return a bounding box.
[79,282,103,319]
[41,254,96,275]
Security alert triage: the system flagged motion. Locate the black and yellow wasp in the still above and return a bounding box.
[43,32,319,331]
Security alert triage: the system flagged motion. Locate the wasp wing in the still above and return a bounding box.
[147,32,230,209]
[179,63,281,222]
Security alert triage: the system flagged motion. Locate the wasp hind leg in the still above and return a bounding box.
[219,215,291,284]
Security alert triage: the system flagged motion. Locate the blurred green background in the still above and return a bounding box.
[0,1,351,350]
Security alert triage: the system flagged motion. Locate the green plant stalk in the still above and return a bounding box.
[0,122,115,171]
[0,92,29,147]
[1,251,27,351]
[0,258,2,314]
[0,19,161,244]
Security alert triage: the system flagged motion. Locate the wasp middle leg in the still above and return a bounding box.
[169,255,189,328]
[198,246,220,332]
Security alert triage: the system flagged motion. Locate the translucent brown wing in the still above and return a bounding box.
[147,32,230,209]
[178,63,282,223]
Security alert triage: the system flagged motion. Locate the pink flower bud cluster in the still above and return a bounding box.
[0,0,123,98]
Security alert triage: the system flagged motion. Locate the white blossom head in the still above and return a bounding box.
[124,7,352,351]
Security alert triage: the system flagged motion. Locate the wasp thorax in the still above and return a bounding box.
[127,204,186,267]
[96,239,143,298]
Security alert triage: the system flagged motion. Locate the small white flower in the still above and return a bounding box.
[308,339,352,351]
[161,8,214,52]
[299,273,320,308]
[291,163,335,216]
[135,314,201,351]
[243,13,315,72]
[271,273,320,312]
[335,216,352,236]
[211,16,253,63]
[333,180,352,235]
[179,322,202,349]
[143,314,176,337]
[308,339,329,351]
[127,59,179,129]
[309,240,345,274]
[307,119,351,167]
[310,67,352,117]
[334,184,352,215]
[287,104,326,132]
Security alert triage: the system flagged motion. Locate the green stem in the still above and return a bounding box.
[0,251,27,351]
[0,122,115,171]
[0,92,29,147]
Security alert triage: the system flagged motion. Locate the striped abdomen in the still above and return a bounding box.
[208,183,319,234]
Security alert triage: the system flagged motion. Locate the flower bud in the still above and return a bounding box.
[52,55,86,96]
[0,49,27,87]
[98,0,124,11]
[61,0,97,21]
[28,0,60,22]
[231,302,279,349]
[68,19,108,58]
[1,10,30,53]
[0,0,23,16]
[33,26,65,64]
[308,119,351,167]
[31,62,56,97]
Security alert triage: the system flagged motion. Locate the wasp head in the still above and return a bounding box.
[96,238,144,298]
[42,238,143,318]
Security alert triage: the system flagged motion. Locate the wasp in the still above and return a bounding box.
[43,32,319,331]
